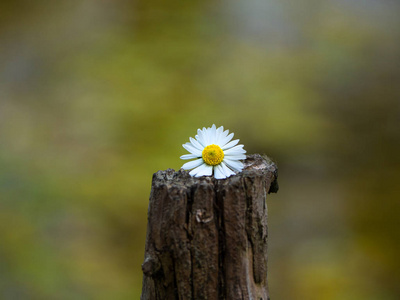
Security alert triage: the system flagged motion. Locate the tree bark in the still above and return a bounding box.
[141,154,278,300]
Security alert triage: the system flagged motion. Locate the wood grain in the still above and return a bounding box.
[141,154,278,300]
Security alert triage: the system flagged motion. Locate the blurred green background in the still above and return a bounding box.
[1,0,399,299]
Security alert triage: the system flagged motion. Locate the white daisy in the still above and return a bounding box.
[180,124,246,179]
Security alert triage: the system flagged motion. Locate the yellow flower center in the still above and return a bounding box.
[202,144,224,166]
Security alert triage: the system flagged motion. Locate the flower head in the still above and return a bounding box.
[180,124,246,179]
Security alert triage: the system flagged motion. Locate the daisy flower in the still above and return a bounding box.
[180,124,246,179]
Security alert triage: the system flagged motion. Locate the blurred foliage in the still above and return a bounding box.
[1,0,399,299]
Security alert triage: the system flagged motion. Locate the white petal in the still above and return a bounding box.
[194,164,213,177]
[182,158,204,170]
[221,139,239,150]
[203,127,211,145]
[221,162,236,177]
[217,129,229,144]
[180,154,199,160]
[190,137,204,151]
[197,129,207,147]
[225,150,246,156]
[189,164,205,176]
[231,144,244,149]
[209,124,217,144]
[182,143,202,156]
[200,128,210,146]
[225,154,246,160]
[215,129,228,146]
[215,126,224,142]
[223,158,244,172]
[195,134,205,147]
[214,164,227,179]
[189,163,209,177]
[224,145,246,156]
[219,132,234,148]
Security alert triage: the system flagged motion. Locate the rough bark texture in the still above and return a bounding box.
[141,154,278,300]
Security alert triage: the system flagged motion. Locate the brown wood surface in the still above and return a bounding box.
[141,154,278,300]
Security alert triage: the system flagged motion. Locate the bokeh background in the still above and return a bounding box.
[1,0,399,299]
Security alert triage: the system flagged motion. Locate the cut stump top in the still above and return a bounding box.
[152,154,279,194]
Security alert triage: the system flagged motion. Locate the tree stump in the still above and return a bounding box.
[141,154,278,300]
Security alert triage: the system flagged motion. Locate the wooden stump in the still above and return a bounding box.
[141,154,278,300]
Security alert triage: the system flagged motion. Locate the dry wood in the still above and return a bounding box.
[141,154,278,300]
